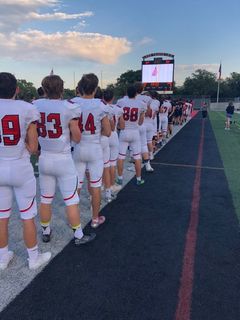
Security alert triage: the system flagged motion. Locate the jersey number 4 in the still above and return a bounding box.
[78,113,96,134]
[0,115,20,146]
[123,107,138,121]
[38,113,63,138]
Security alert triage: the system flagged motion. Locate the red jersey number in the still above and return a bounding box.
[78,113,96,134]
[38,113,63,138]
[123,107,138,122]
[0,115,20,146]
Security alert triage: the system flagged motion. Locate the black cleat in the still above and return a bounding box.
[74,233,96,246]
[42,232,51,243]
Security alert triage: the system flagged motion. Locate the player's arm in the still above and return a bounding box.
[69,119,81,143]
[101,116,111,137]
[138,111,145,126]
[117,115,125,130]
[25,122,38,154]
[110,118,115,131]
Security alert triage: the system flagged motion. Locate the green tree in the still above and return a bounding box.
[17,79,37,102]
[63,88,75,100]
[224,72,240,97]
[181,69,217,96]
[107,69,142,98]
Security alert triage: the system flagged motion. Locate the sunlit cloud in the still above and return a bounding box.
[0,0,131,64]
[0,30,131,64]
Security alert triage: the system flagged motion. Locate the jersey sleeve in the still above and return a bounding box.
[150,100,160,112]
[139,101,146,113]
[65,100,81,119]
[26,103,40,127]
[99,102,109,120]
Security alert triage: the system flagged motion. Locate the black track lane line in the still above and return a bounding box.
[191,119,240,320]
[1,116,203,320]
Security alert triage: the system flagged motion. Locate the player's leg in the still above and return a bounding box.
[117,131,128,185]
[146,123,155,162]
[131,131,144,185]
[58,158,95,245]
[89,156,105,228]
[162,117,168,144]
[39,173,56,242]
[109,132,121,192]
[102,142,112,202]
[16,168,51,269]
[0,186,13,270]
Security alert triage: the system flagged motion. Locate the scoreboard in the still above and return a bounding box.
[142,53,174,93]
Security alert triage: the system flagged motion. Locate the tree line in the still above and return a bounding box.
[17,69,240,102]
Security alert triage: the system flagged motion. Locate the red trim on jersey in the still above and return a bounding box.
[20,198,35,213]
[63,177,78,201]
[41,195,54,199]
[0,208,11,212]
[119,153,126,156]
[104,160,110,165]
[110,158,118,162]
[90,177,102,184]
[133,153,140,156]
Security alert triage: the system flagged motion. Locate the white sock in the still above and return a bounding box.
[136,177,141,181]
[74,226,84,240]
[0,246,8,260]
[118,176,123,180]
[27,245,39,261]
[149,152,153,158]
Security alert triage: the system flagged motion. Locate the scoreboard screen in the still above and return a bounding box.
[142,59,174,93]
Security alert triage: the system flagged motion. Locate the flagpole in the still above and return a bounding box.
[217,79,220,104]
[216,61,221,105]
[73,71,76,90]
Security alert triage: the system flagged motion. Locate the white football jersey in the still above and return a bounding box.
[33,99,81,154]
[71,97,107,144]
[160,100,172,117]
[136,94,152,110]
[117,97,145,130]
[145,99,160,123]
[109,104,123,131]
[0,99,39,160]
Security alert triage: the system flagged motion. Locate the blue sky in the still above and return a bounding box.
[0,0,239,89]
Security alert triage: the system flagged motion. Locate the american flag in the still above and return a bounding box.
[152,66,157,77]
[218,63,222,80]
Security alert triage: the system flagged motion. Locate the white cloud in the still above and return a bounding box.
[177,64,218,73]
[137,37,154,46]
[0,0,131,64]
[0,30,131,64]
[28,11,94,21]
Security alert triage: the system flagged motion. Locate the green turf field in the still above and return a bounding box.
[210,111,240,221]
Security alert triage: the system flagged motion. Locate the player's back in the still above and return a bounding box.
[33,98,80,154]
[0,99,39,160]
[117,97,145,130]
[71,97,106,144]
[160,100,172,117]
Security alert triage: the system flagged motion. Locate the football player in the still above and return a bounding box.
[102,89,125,193]
[33,75,95,245]
[72,74,111,228]
[135,83,154,172]
[116,85,145,185]
[0,72,51,270]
